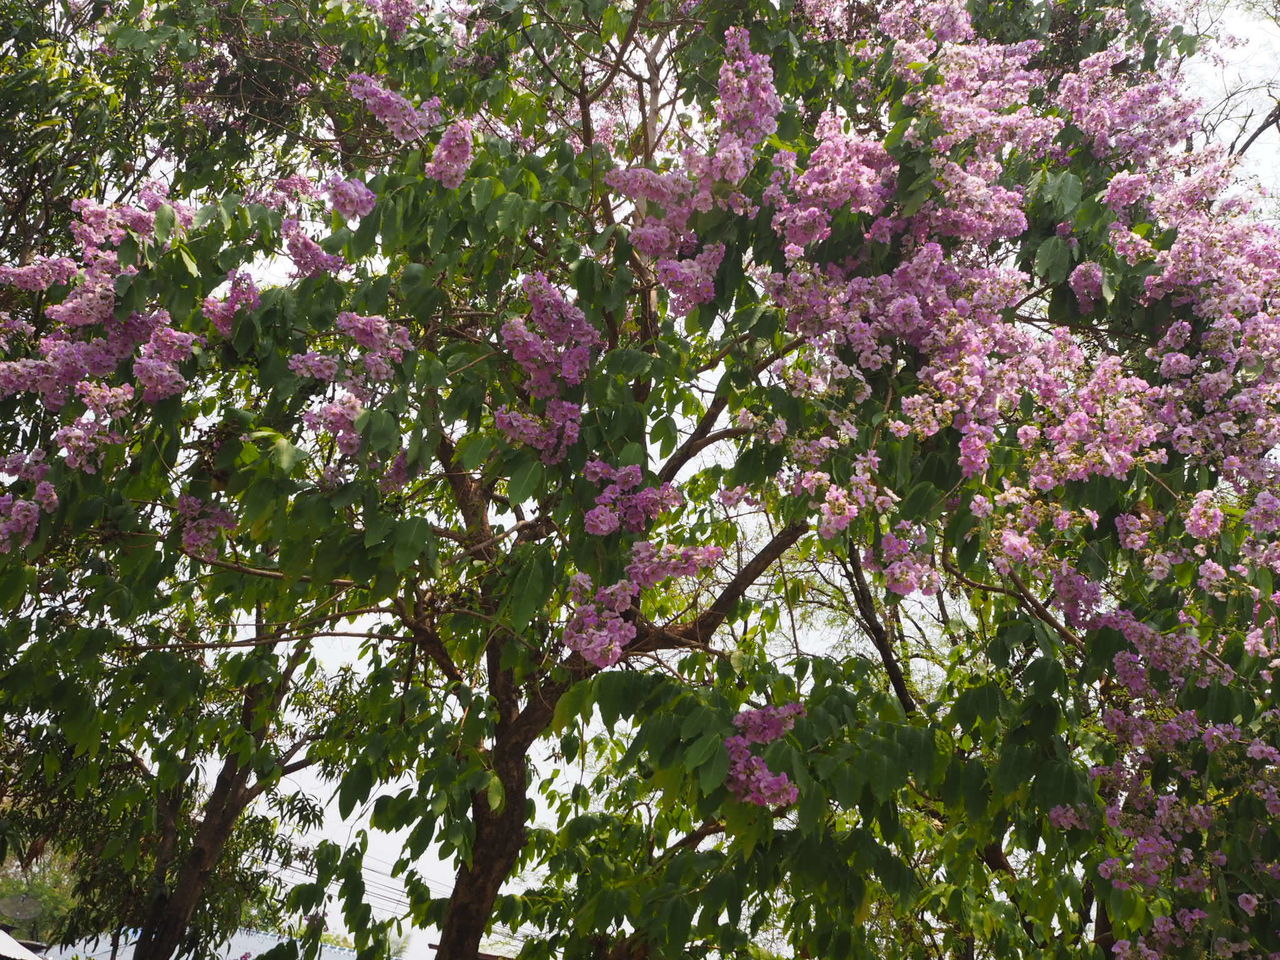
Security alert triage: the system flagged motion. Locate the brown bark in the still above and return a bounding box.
[132,650,310,960]
[434,687,562,960]
[132,754,252,960]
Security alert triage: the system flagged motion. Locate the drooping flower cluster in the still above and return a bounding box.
[289,311,414,465]
[496,274,601,464]
[334,311,412,382]
[175,495,237,560]
[283,219,347,278]
[302,393,365,457]
[0,452,56,552]
[348,72,441,142]
[133,314,201,402]
[493,402,583,465]
[202,270,260,337]
[0,256,78,292]
[563,542,723,668]
[581,461,681,536]
[500,274,601,397]
[424,120,473,190]
[715,27,783,152]
[362,0,420,37]
[769,113,896,257]
[725,703,804,806]
[0,194,231,544]
[325,176,377,220]
[607,27,784,315]
[792,452,885,540]
[873,526,940,597]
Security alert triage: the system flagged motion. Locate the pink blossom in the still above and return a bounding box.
[348,73,441,142]
[325,176,377,220]
[424,120,473,189]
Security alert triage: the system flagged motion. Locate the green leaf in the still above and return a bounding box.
[506,547,553,632]
[1051,172,1082,217]
[601,4,625,42]
[552,680,594,733]
[507,457,544,505]
[485,772,506,812]
[153,204,176,245]
[362,410,400,454]
[270,437,307,473]
[177,246,200,277]
[337,764,373,819]
[455,432,494,471]
[1034,236,1071,285]
[471,177,498,214]
[392,517,435,572]
[698,742,730,795]
[683,732,721,772]
[607,348,653,379]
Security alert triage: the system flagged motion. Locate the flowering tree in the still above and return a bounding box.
[4,0,1280,958]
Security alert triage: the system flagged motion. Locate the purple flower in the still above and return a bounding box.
[424,120,473,190]
[584,505,620,536]
[348,73,441,142]
[325,176,377,220]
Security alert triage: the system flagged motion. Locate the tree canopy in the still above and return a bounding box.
[3,0,1280,958]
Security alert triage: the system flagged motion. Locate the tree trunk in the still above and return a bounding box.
[131,756,250,960]
[433,748,530,960]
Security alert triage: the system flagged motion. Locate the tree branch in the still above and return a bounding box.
[839,553,917,716]
[677,523,807,644]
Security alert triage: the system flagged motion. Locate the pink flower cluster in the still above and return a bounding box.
[348,72,441,143]
[283,220,347,278]
[875,528,940,597]
[608,29,782,314]
[656,244,725,316]
[494,402,582,465]
[335,311,412,381]
[0,312,34,352]
[716,27,783,151]
[725,703,804,806]
[424,120,473,190]
[768,114,896,255]
[55,382,134,472]
[363,0,420,37]
[1055,49,1198,167]
[0,494,45,552]
[0,453,56,552]
[500,274,601,398]
[563,542,723,668]
[176,495,237,560]
[794,452,882,540]
[581,460,681,536]
[496,274,602,464]
[302,393,365,457]
[0,200,208,493]
[1069,262,1103,313]
[133,315,201,402]
[202,270,260,338]
[325,176,377,220]
[0,256,78,292]
[288,352,340,381]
